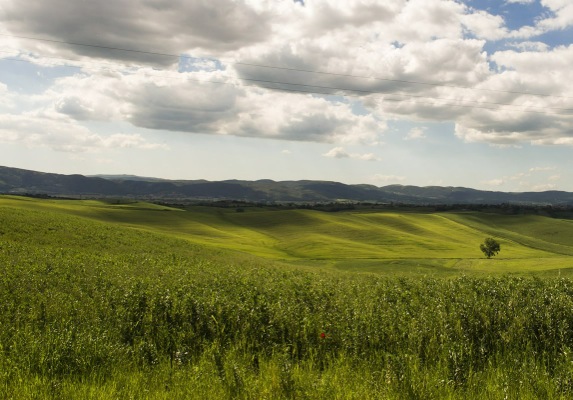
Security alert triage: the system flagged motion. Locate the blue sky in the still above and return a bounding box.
[469,0,544,29]
[0,0,572,191]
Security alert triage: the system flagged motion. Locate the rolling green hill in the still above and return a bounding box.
[2,195,572,275]
[4,195,573,398]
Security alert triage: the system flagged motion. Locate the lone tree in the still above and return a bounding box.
[480,237,501,259]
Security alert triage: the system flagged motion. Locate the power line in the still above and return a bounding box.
[235,61,573,100]
[0,51,573,116]
[0,33,179,60]
[236,74,573,114]
[2,32,572,101]
[2,50,572,116]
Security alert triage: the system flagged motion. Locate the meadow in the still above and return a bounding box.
[2,195,573,398]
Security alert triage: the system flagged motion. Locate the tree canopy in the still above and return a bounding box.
[480,237,501,259]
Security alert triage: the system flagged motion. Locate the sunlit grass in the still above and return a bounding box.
[3,196,573,397]
[2,196,571,273]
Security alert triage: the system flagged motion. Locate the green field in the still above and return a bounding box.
[2,195,573,398]
[2,195,572,275]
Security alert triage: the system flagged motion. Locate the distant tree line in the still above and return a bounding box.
[6,194,573,219]
[180,200,573,217]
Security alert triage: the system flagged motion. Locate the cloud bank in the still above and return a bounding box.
[0,0,572,148]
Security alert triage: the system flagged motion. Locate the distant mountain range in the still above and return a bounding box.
[2,165,573,205]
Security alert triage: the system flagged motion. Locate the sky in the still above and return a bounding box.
[0,0,572,191]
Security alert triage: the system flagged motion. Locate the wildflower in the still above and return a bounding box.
[320,332,326,339]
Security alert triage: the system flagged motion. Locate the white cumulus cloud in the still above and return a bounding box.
[404,127,427,140]
[372,174,406,183]
[0,113,166,152]
[323,147,380,161]
[0,0,572,150]
[481,179,504,187]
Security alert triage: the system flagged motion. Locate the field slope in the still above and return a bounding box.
[3,196,573,398]
[1,195,572,275]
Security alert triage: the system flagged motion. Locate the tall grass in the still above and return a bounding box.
[2,203,573,398]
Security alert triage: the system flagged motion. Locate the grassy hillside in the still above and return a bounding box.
[3,196,573,397]
[3,196,573,398]
[2,195,572,275]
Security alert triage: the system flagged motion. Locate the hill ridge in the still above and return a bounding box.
[1,165,573,205]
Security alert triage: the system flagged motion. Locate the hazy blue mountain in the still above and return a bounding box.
[2,165,573,205]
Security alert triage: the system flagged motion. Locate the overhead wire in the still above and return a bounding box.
[2,32,573,100]
[234,61,573,100]
[1,45,572,116]
[1,51,572,116]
